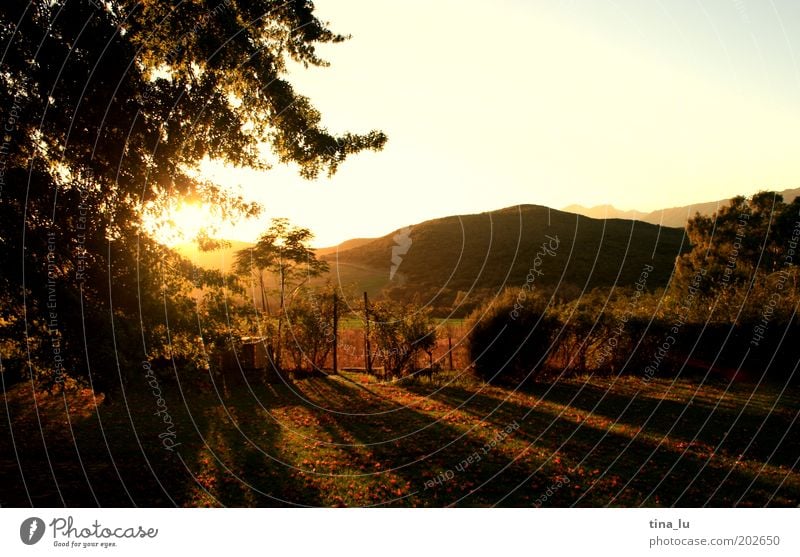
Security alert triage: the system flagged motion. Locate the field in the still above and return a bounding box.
[1,371,797,507]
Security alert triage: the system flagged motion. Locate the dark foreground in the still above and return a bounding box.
[1,371,798,507]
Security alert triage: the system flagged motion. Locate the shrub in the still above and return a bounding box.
[284,288,335,372]
[465,289,560,384]
[369,300,437,379]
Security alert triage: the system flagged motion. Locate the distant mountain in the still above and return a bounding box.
[315,237,376,257]
[324,204,688,315]
[562,204,647,221]
[565,187,800,228]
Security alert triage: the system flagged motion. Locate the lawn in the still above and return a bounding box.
[1,371,797,507]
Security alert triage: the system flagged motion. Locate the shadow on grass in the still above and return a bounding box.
[3,374,796,507]
[0,374,325,507]
[521,380,800,469]
[402,381,799,506]
[300,376,564,506]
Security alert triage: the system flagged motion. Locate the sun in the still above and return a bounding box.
[144,202,216,246]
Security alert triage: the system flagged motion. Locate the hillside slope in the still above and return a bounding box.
[324,205,688,314]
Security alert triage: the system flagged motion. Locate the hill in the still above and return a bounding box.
[562,204,647,221]
[324,204,688,315]
[565,187,800,228]
[175,205,690,315]
[315,237,376,257]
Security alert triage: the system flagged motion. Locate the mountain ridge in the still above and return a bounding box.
[323,204,688,315]
[564,187,800,228]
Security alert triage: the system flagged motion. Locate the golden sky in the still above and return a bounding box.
[187,0,800,247]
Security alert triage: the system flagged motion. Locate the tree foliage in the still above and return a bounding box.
[0,1,384,391]
[676,192,800,293]
[284,286,336,372]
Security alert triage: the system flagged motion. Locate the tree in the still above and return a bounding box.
[676,192,790,293]
[555,289,610,374]
[0,1,385,392]
[234,218,328,370]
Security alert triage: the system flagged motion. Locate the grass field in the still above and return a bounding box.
[1,372,797,507]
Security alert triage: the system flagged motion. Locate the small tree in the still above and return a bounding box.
[234,218,328,370]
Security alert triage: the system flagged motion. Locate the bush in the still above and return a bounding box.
[465,289,560,384]
[284,288,335,372]
[369,300,437,379]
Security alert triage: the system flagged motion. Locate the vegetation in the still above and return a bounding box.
[1,2,797,511]
[462,193,800,385]
[233,218,329,371]
[324,205,688,316]
[0,1,383,391]
[368,300,438,379]
[466,289,560,384]
[1,372,796,507]
[284,286,337,372]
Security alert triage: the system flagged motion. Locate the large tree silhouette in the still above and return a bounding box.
[0,1,385,391]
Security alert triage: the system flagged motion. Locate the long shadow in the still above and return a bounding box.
[5,373,796,507]
[402,382,800,507]
[1,373,329,507]
[517,380,800,469]
[301,376,562,507]
[0,381,143,507]
[165,375,326,507]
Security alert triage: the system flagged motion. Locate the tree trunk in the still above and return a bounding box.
[332,291,338,374]
[276,262,286,371]
[258,270,271,315]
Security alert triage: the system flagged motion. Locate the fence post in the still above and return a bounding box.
[364,291,372,374]
[332,291,338,374]
[448,331,454,371]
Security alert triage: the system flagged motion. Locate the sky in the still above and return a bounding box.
[192,0,800,247]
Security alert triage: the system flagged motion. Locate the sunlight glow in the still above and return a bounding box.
[144,202,217,247]
[189,0,800,248]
